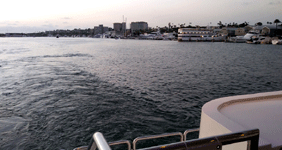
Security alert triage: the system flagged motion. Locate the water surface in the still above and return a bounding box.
[0,38,281,149]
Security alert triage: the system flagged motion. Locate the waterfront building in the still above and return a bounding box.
[113,23,122,32]
[113,22,127,36]
[178,28,226,42]
[130,21,148,34]
[219,27,248,36]
[5,33,26,37]
[244,25,253,33]
[105,31,116,37]
[220,27,237,36]
[122,22,126,36]
[94,24,110,35]
[256,25,282,36]
[235,28,246,36]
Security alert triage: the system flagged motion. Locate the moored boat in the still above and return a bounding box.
[229,31,260,43]
[178,28,226,42]
[272,39,282,45]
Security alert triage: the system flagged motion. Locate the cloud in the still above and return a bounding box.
[64,26,73,29]
[0,20,9,24]
[0,24,59,33]
[242,2,251,5]
[8,23,18,26]
[0,21,19,26]
[269,1,281,5]
[0,26,51,33]
[63,22,68,24]
[42,23,58,28]
[61,17,71,20]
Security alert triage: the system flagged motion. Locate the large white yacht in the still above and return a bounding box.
[74,91,282,150]
[178,28,226,42]
[228,30,260,43]
[272,39,282,45]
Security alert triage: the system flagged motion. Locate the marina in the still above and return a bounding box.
[0,38,282,149]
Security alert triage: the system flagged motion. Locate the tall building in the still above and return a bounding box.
[113,23,122,32]
[113,22,127,36]
[130,21,148,33]
[122,22,126,34]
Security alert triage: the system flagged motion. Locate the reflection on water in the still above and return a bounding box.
[0,38,282,149]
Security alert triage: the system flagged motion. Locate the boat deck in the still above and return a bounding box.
[200,91,282,150]
[220,97,282,148]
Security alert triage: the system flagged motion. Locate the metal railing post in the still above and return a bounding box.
[93,132,112,150]
[109,140,131,150]
[183,128,200,141]
[133,132,183,150]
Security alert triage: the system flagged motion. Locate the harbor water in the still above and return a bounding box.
[0,38,282,150]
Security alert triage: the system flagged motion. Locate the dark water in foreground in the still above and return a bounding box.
[0,38,281,150]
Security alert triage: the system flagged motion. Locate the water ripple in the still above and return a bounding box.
[0,38,281,149]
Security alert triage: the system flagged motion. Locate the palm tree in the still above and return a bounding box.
[255,22,262,26]
[274,19,281,31]
[274,19,281,36]
[217,21,223,28]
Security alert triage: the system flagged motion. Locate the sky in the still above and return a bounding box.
[0,0,281,33]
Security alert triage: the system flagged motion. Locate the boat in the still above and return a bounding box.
[246,36,264,44]
[162,33,176,40]
[229,31,260,43]
[246,36,272,44]
[139,31,164,40]
[178,28,226,42]
[74,91,282,150]
[260,37,272,44]
[272,39,282,45]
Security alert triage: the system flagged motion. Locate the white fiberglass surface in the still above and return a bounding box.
[220,98,282,147]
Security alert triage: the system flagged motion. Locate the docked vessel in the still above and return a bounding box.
[178,28,226,42]
[272,39,282,45]
[228,31,260,43]
[74,91,282,150]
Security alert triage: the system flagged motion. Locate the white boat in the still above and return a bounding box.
[74,91,282,150]
[246,36,265,44]
[229,31,260,43]
[162,33,176,40]
[178,28,226,42]
[246,36,273,44]
[272,39,282,45]
[139,31,164,40]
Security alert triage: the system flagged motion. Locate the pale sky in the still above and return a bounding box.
[0,0,281,33]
